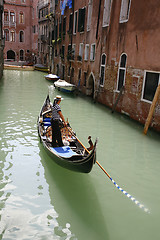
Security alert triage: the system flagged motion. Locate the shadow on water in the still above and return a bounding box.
[39,142,109,239]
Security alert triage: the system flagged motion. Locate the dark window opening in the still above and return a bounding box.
[143,72,159,102]
[78,8,86,32]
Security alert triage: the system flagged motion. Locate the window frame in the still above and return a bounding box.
[4,29,9,41]
[19,11,24,24]
[79,43,84,58]
[84,44,89,61]
[141,71,160,103]
[119,0,131,23]
[102,0,112,27]
[10,30,15,42]
[116,53,127,91]
[19,30,24,42]
[73,10,78,35]
[90,43,96,61]
[78,7,86,33]
[100,53,107,87]
[87,0,93,31]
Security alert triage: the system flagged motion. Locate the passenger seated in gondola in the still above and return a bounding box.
[51,95,67,147]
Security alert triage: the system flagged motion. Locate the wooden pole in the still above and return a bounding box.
[143,84,160,135]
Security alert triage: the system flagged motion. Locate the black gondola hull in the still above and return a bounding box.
[37,96,97,173]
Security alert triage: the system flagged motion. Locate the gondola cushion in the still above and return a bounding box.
[50,146,79,158]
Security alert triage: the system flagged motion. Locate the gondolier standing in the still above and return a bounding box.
[51,95,67,147]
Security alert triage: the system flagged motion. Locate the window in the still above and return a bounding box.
[10,30,15,42]
[78,68,81,86]
[4,29,9,41]
[61,45,65,59]
[142,72,160,102]
[103,0,112,27]
[87,0,93,31]
[73,11,78,34]
[117,53,127,91]
[59,17,62,38]
[72,44,76,59]
[19,31,24,42]
[63,17,66,36]
[84,72,87,86]
[78,7,86,32]
[4,10,9,22]
[90,44,96,61]
[119,0,131,23]
[84,44,89,61]
[68,44,72,60]
[10,11,15,23]
[62,65,65,79]
[100,54,106,86]
[20,49,24,61]
[56,64,59,76]
[19,12,24,24]
[68,13,73,34]
[55,19,58,40]
[79,43,84,60]
[21,0,26,3]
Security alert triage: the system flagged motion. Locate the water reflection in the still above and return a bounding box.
[39,143,109,240]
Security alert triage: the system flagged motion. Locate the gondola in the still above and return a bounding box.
[37,95,97,173]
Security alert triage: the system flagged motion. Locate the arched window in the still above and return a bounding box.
[10,30,15,42]
[117,53,127,91]
[100,53,106,86]
[20,49,24,61]
[4,29,9,41]
[4,10,9,22]
[19,12,24,24]
[19,31,24,42]
[10,11,15,23]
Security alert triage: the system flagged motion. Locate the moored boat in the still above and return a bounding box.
[45,74,60,82]
[4,64,35,71]
[34,64,49,72]
[54,79,76,93]
[37,95,97,173]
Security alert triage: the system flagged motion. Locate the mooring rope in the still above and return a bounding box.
[96,161,150,213]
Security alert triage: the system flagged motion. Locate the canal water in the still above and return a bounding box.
[0,70,160,240]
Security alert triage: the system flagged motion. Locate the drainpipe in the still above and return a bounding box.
[96,0,102,39]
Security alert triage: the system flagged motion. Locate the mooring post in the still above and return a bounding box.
[143,84,160,135]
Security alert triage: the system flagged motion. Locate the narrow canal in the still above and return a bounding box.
[0,70,160,240]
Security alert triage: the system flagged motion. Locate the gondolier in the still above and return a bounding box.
[51,95,67,147]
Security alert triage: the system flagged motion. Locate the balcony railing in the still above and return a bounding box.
[4,21,9,27]
[3,21,16,27]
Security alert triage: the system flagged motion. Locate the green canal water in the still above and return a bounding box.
[0,70,160,240]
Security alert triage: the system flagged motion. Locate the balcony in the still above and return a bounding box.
[3,21,16,27]
[10,21,16,28]
[4,21,9,27]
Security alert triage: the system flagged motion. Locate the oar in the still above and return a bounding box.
[66,126,149,213]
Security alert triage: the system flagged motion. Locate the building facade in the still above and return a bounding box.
[51,0,160,132]
[3,0,38,64]
[0,0,4,78]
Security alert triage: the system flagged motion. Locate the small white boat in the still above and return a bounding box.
[54,79,76,93]
[45,74,60,82]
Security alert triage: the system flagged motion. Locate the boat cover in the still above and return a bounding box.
[50,146,79,158]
